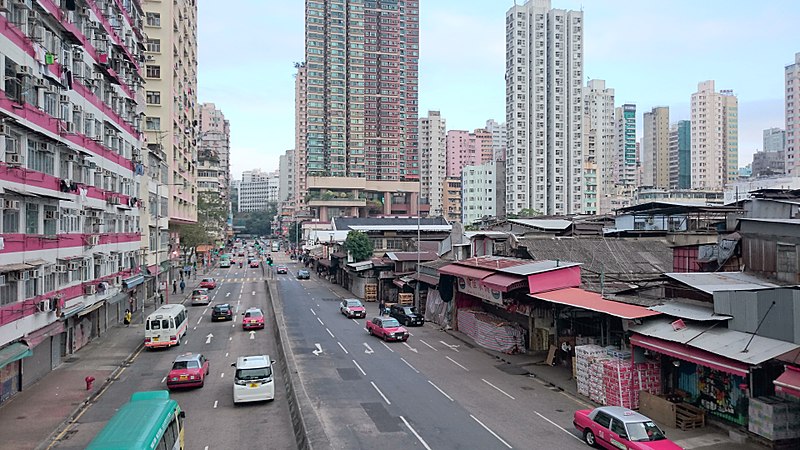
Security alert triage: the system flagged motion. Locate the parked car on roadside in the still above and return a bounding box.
[366,317,409,342]
[340,299,366,319]
[389,305,424,326]
[190,288,210,306]
[166,353,209,390]
[573,406,681,450]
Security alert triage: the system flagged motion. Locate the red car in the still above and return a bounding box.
[276,265,288,274]
[340,299,366,319]
[167,353,209,389]
[249,260,260,268]
[199,277,217,289]
[366,317,409,342]
[242,307,265,330]
[574,406,682,450]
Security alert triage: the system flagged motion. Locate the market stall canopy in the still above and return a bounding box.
[438,264,494,279]
[774,366,800,398]
[530,288,662,320]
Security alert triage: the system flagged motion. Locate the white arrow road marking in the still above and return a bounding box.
[381,341,394,353]
[402,342,418,353]
[352,359,366,376]
[418,339,438,351]
[337,342,349,354]
[312,343,323,356]
[370,381,391,405]
[439,340,460,352]
[428,380,454,402]
[363,343,374,354]
[249,331,256,340]
[205,333,213,344]
[482,378,516,400]
[226,292,230,297]
[446,356,469,371]
[400,357,419,373]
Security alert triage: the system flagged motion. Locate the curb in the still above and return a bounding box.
[265,279,327,450]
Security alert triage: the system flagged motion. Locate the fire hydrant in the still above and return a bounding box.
[85,376,95,391]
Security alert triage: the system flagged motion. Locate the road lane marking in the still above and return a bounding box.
[471,414,512,448]
[229,336,232,341]
[418,339,438,351]
[232,323,235,328]
[400,416,432,450]
[203,308,208,314]
[446,356,469,371]
[213,400,218,409]
[534,411,581,441]
[193,326,197,330]
[402,342,418,353]
[381,341,394,352]
[352,319,359,325]
[352,359,366,376]
[317,317,324,326]
[183,339,188,345]
[439,340,460,352]
[363,343,374,354]
[337,342,349,354]
[220,372,224,378]
[252,291,255,295]
[197,317,202,325]
[427,380,454,401]
[326,328,335,338]
[225,352,229,357]
[482,378,516,400]
[310,308,316,316]
[161,376,166,383]
[370,381,391,405]
[400,357,420,373]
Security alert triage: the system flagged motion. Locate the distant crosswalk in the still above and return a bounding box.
[219,277,263,283]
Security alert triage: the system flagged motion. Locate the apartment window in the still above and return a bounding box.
[0,279,17,305]
[146,38,161,53]
[2,206,19,233]
[146,90,161,105]
[146,65,161,78]
[27,141,55,175]
[146,117,161,131]
[26,203,39,234]
[146,12,161,27]
[43,205,57,235]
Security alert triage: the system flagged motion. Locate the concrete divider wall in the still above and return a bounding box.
[265,280,327,450]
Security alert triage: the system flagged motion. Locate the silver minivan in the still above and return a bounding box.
[232,355,275,404]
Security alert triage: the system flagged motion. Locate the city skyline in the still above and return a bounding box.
[199,1,799,180]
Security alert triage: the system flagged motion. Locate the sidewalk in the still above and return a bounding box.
[0,271,208,450]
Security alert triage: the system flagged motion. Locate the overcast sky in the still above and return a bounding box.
[197,0,799,181]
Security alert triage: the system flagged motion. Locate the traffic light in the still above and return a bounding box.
[267,257,273,266]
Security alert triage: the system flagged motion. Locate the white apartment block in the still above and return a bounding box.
[238,170,279,212]
[690,80,738,190]
[642,106,671,188]
[462,161,503,225]
[506,0,584,216]
[787,53,800,175]
[485,119,507,161]
[279,150,295,203]
[584,80,615,214]
[419,111,447,217]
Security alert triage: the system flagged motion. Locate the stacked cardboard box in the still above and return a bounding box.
[749,396,800,441]
[575,345,607,397]
[603,359,661,409]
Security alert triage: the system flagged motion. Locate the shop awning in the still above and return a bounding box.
[347,260,373,271]
[24,321,65,347]
[107,292,128,305]
[0,262,34,273]
[123,274,145,289]
[411,272,439,286]
[630,335,751,377]
[482,273,527,292]
[393,279,406,288]
[530,288,662,320]
[24,259,49,266]
[317,259,331,268]
[77,301,104,318]
[60,303,86,320]
[438,264,494,279]
[774,366,800,398]
[0,342,32,370]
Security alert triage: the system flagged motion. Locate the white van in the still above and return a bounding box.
[232,355,275,404]
[145,304,188,349]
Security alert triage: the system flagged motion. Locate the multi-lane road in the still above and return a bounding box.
[50,263,295,450]
[278,258,588,450]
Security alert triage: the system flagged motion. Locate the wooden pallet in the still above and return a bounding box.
[675,403,705,430]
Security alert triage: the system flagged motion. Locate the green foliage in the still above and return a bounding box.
[507,208,542,219]
[345,230,373,262]
[233,203,278,236]
[175,223,210,258]
[288,222,301,244]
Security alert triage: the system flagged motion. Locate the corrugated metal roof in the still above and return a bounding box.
[664,272,779,294]
[465,231,513,238]
[648,303,732,321]
[508,219,573,230]
[740,218,800,225]
[499,260,582,276]
[449,256,530,270]
[629,318,799,365]
[530,288,663,320]
[384,252,438,262]
[348,225,452,232]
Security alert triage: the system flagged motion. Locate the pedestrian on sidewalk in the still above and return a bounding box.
[172,279,177,294]
[378,300,385,316]
[124,309,132,326]
[159,291,164,305]
[179,279,185,294]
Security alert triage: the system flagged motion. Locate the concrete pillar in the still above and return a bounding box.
[383,192,392,215]
[319,206,328,222]
[410,192,419,215]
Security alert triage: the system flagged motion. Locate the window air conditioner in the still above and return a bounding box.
[84,284,97,295]
[55,264,67,273]
[6,153,23,165]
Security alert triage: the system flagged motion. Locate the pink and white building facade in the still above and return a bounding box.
[0,0,145,402]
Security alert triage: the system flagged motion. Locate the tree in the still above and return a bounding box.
[288,222,301,244]
[197,192,228,244]
[507,208,542,219]
[345,230,373,262]
[175,222,210,264]
[232,203,278,237]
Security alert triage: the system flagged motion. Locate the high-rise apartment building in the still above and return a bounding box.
[668,121,692,189]
[197,103,230,197]
[752,127,786,177]
[615,104,637,188]
[141,0,198,302]
[444,177,462,223]
[764,127,787,153]
[506,0,584,215]
[238,170,279,212]
[419,111,447,217]
[446,129,490,178]
[299,0,421,220]
[0,1,146,402]
[584,80,615,214]
[642,107,671,188]
[462,161,506,225]
[485,119,507,161]
[690,80,738,189]
[786,53,800,176]
[279,150,295,203]
[293,63,308,210]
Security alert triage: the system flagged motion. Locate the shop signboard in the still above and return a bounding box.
[457,277,504,305]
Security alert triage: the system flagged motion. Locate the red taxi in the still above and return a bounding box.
[574,406,682,450]
[242,307,265,330]
[366,317,409,342]
[166,353,209,389]
[340,299,366,319]
[199,277,217,290]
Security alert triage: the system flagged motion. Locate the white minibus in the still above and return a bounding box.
[145,304,188,349]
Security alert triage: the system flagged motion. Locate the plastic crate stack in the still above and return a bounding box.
[749,396,800,441]
[603,359,661,410]
[575,345,606,397]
